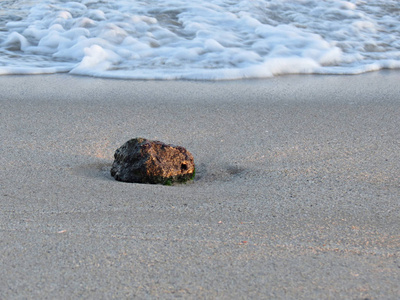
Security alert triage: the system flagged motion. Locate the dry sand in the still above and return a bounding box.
[1,72,399,299]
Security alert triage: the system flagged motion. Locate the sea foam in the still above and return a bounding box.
[0,0,399,80]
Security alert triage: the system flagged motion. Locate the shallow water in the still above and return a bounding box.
[0,0,399,79]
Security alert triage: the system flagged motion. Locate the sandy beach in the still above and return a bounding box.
[1,72,399,299]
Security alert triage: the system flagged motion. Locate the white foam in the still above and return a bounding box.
[0,0,399,80]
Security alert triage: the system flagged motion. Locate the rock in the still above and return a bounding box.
[110,138,195,184]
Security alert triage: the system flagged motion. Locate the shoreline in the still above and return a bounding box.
[1,71,399,298]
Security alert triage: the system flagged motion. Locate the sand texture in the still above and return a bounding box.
[1,72,399,299]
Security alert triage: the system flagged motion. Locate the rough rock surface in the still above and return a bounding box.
[111,138,195,184]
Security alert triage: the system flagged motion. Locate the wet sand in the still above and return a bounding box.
[0,72,399,298]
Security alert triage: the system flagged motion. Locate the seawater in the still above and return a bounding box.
[0,0,399,80]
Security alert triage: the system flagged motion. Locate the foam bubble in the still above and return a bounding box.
[0,0,399,80]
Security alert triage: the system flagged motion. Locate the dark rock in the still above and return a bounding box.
[111,138,195,184]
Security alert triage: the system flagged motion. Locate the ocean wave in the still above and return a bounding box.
[0,0,399,80]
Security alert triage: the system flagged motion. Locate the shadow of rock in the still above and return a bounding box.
[73,161,248,184]
[72,161,113,181]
